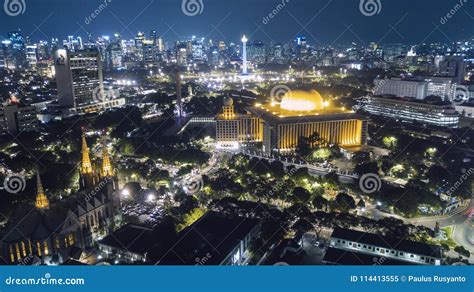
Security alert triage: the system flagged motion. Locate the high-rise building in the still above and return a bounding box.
[0,101,38,135]
[54,48,104,108]
[374,78,427,100]
[26,45,38,68]
[3,31,26,69]
[439,56,466,83]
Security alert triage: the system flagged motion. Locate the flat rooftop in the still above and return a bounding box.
[248,105,366,124]
[331,227,442,258]
[158,211,260,265]
[323,247,420,265]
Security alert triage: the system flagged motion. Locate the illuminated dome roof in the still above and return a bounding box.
[223,97,234,106]
[280,90,324,111]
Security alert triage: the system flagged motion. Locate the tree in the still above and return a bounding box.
[292,187,311,203]
[357,199,366,208]
[334,193,356,212]
[312,196,328,210]
[454,246,470,258]
[177,208,205,231]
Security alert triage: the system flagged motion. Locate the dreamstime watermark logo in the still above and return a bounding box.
[183,175,203,195]
[273,261,289,266]
[359,173,381,194]
[262,0,290,25]
[440,0,468,25]
[359,0,382,17]
[84,177,110,202]
[451,85,470,105]
[92,86,119,103]
[0,174,26,194]
[270,85,291,102]
[85,0,112,25]
[194,253,212,265]
[447,168,474,196]
[4,0,26,16]
[372,256,386,265]
[181,0,204,16]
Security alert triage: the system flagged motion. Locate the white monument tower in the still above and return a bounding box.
[241,35,248,75]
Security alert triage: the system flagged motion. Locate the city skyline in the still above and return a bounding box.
[1,0,473,45]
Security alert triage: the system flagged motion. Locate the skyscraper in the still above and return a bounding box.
[54,48,104,108]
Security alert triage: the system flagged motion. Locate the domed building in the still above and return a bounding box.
[216,90,368,153]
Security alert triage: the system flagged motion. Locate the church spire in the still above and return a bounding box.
[35,171,49,209]
[101,138,113,177]
[81,131,93,175]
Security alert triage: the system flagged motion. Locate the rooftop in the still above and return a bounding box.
[158,211,260,265]
[323,247,420,265]
[331,227,442,258]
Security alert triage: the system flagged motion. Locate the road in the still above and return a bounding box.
[367,200,474,253]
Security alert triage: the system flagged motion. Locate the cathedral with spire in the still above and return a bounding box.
[0,131,121,265]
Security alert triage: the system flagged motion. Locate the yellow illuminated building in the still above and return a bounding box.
[35,171,49,209]
[216,90,368,153]
[216,97,263,149]
[101,140,114,177]
[81,132,93,174]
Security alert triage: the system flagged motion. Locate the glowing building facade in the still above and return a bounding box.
[0,133,121,265]
[216,90,368,153]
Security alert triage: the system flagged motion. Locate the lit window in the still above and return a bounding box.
[44,241,49,256]
[9,245,15,262]
[36,242,42,256]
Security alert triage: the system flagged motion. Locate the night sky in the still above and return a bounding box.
[1,0,473,45]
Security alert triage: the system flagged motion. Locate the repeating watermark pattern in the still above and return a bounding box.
[270,85,291,102]
[181,0,204,17]
[440,0,468,25]
[359,173,381,194]
[262,0,290,25]
[446,168,473,196]
[84,178,110,202]
[92,86,120,103]
[3,0,26,16]
[182,174,203,195]
[372,256,386,265]
[0,174,26,194]
[194,253,212,265]
[85,0,112,25]
[451,85,470,105]
[359,0,382,17]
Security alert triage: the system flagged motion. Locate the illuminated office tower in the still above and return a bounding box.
[54,48,104,108]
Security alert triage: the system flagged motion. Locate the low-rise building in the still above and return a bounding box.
[360,95,459,128]
[323,227,443,265]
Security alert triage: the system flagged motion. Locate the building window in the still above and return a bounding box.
[15,243,21,260]
[21,241,27,257]
[68,233,75,246]
[36,242,42,256]
[44,241,49,256]
[55,237,61,249]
